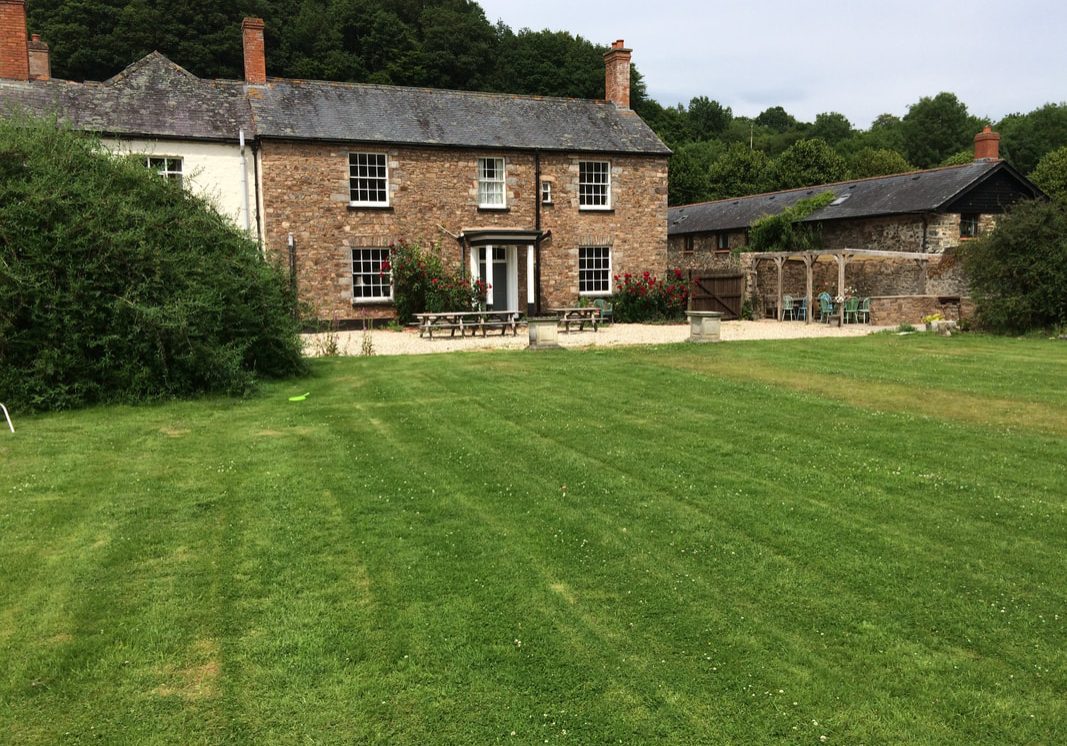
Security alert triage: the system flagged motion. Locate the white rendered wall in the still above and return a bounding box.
[103,137,259,239]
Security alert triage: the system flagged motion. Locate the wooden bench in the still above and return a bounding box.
[417,311,519,339]
[550,307,600,333]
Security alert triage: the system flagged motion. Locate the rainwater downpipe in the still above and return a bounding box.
[534,150,542,315]
[239,129,251,234]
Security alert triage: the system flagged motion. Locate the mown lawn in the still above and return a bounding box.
[1,334,1065,744]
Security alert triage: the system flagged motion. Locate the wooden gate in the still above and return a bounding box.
[689,272,744,319]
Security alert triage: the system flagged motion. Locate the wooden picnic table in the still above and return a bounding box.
[550,307,600,332]
[416,310,519,339]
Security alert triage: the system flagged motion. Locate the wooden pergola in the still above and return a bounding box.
[754,248,933,324]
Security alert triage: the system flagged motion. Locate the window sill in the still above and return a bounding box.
[477,205,509,212]
[579,291,612,298]
[351,298,394,305]
[348,203,393,211]
[579,207,614,213]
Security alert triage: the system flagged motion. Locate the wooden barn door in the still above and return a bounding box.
[689,272,744,319]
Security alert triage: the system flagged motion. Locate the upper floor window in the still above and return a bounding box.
[349,152,389,206]
[578,160,611,209]
[541,180,553,204]
[352,247,392,302]
[146,156,182,187]
[478,157,506,208]
[683,235,694,255]
[716,232,730,252]
[960,213,980,239]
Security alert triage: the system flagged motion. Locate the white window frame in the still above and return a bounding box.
[348,152,390,207]
[541,180,553,204]
[146,156,183,186]
[578,160,611,210]
[352,247,393,303]
[478,157,507,209]
[578,246,612,296]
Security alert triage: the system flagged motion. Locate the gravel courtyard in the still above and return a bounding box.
[304,319,892,357]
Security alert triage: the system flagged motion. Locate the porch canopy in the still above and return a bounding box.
[753,248,932,324]
[457,228,548,314]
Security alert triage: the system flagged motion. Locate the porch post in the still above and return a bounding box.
[484,244,494,307]
[833,252,851,323]
[526,244,535,315]
[803,253,814,325]
[469,244,479,281]
[774,256,785,321]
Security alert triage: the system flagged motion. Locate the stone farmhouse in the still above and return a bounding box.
[667,130,1045,323]
[0,3,670,323]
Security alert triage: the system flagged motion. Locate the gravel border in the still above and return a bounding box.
[303,320,892,357]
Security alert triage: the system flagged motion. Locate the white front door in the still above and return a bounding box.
[473,246,518,311]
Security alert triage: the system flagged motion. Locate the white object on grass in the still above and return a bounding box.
[1,403,12,433]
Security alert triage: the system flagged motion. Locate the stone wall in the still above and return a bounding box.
[666,231,746,273]
[869,295,976,326]
[259,140,667,321]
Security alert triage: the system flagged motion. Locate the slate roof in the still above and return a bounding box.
[668,161,1024,235]
[0,52,669,155]
[0,53,253,141]
[246,79,669,154]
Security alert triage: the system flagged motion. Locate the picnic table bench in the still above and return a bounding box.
[550,307,600,332]
[416,310,519,339]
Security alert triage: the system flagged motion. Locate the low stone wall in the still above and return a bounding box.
[869,295,976,326]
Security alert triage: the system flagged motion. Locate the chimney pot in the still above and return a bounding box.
[0,0,30,81]
[242,17,267,85]
[603,39,632,109]
[974,126,1001,161]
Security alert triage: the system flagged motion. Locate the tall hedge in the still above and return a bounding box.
[962,198,1067,333]
[0,116,306,411]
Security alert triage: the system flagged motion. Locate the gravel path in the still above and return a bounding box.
[304,319,892,357]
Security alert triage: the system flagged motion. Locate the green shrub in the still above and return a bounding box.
[611,269,689,322]
[961,199,1067,333]
[748,192,835,252]
[389,240,478,324]
[0,116,305,411]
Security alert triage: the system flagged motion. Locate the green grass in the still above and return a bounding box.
[2,334,1065,744]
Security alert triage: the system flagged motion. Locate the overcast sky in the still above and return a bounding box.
[477,0,1064,128]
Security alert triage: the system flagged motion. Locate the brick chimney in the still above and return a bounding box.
[974,126,1001,161]
[604,39,632,109]
[0,0,30,81]
[28,32,48,80]
[242,17,266,84]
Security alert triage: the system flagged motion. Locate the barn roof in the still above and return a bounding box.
[668,161,1042,235]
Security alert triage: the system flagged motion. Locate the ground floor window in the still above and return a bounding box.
[716,232,731,252]
[960,213,980,239]
[578,246,611,295]
[352,247,392,301]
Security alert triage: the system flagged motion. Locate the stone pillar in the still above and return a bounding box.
[688,311,723,343]
[528,318,560,349]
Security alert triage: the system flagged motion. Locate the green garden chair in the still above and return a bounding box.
[857,297,871,324]
[592,298,613,325]
[818,292,835,323]
[782,294,795,320]
[844,296,860,324]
